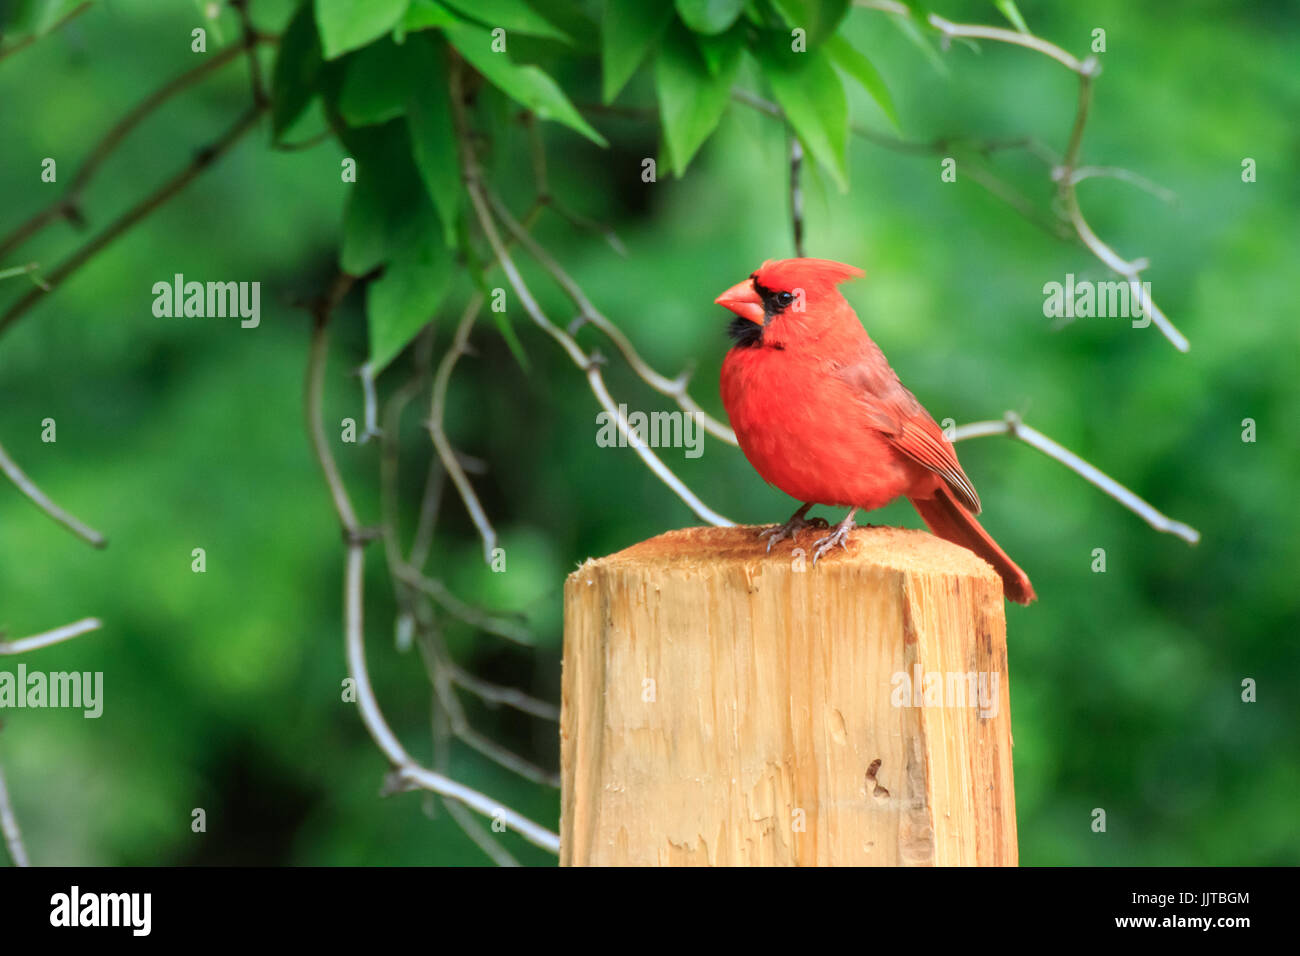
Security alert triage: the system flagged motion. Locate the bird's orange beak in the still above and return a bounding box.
[714,279,764,325]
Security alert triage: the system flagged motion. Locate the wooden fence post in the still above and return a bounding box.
[560,525,1017,866]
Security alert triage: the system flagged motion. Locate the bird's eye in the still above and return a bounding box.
[776,291,794,307]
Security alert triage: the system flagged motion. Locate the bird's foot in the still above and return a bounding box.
[759,507,829,553]
[811,510,859,566]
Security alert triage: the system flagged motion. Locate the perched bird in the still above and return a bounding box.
[715,258,1035,604]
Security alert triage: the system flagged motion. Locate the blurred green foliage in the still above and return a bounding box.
[0,0,1296,866]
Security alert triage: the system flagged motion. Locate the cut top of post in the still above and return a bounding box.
[583,524,1004,584]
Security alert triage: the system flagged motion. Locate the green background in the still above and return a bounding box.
[0,0,1296,865]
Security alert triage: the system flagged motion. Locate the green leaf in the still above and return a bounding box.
[770,0,851,46]
[761,44,848,190]
[600,0,675,103]
[340,122,440,274]
[993,0,1029,33]
[271,2,324,140]
[458,222,531,372]
[366,239,452,373]
[825,34,898,130]
[339,37,419,126]
[692,24,743,75]
[654,25,741,176]
[888,7,948,76]
[437,0,570,42]
[674,0,745,36]
[443,21,608,146]
[314,0,409,59]
[403,0,460,32]
[488,300,531,372]
[407,42,461,246]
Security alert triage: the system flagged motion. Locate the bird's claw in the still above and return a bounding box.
[811,518,856,566]
[759,514,829,553]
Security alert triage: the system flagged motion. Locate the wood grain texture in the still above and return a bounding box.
[561,525,1017,866]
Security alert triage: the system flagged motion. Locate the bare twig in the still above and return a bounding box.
[789,137,805,257]
[0,618,102,655]
[0,1,91,65]
[303,276,361,533]
[0,40,264,261]
[0,104,267,340]
[427,297,499,563]
[448,664,559,722]
[951,412,1200,544]
[928,15,1083,71]
[0,439,106,547]
[743,11,1190,350]
[451,64,733,526]
[340,545,558,852]
[395,565,532,646]
[441,796,520,866]
[1070,166,1178,203]
[229,0,267,107]
[416,632,559,788]
[731,87,1071,240]
[355,363,383,443]
[481,189,740,447]
[0,263,51,289]
[0,765,30,867]
[408,458,445,573]
[925,14,1188,352]
[304,277,559,855]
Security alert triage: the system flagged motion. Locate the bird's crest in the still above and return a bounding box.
[752,258,865,295]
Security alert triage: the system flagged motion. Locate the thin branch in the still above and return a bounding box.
[355,362,383,443]
[229,0,267,108]
[342,545,559,852]
[0,1,91,65]
[0,618,102,655]
[731,88,1071,240]
[481,188,739,446]
[305,276,558,855]
[547,202,628,258]
[1070,166,1178,203]
[0,439,107,547]
[0,765,30,867]
[925,14,1188,352]
[395,565,533,646]
[427,296,499,563]
[303,276,361,533]
[416,631,559,788]
[928,15,1084,72]
[0,104,267,340]
[0,262,51,289]
[0,39,263,261]
[378,361,433,650]
[408,457,445,573]
[950,412,1200,544]
[441,795,520,866]
[744,12,1190,351]
[421,628,520,866]
[789,136,805,257]
[464,181,733,526]
[448,664,559,722]
[449,68,738,525]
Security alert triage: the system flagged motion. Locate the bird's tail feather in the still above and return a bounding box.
[909,488,1036,605]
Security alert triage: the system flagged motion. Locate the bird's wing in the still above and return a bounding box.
[834,351,982,514]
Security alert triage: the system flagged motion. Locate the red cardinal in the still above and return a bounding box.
[715,258,1035,604]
